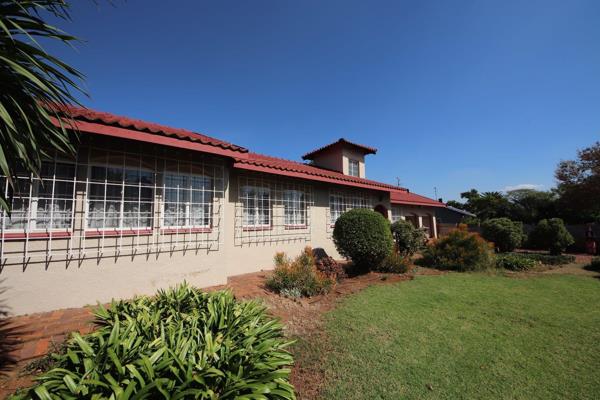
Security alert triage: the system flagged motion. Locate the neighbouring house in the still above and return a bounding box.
[0,107,445,315]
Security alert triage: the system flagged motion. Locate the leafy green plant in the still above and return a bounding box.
[266,247,334,297]
[0,0,86,212]
[515,252,576,266]
[10,283,295,399]
[390,219,427,257]
[418,228,495,272]
[496,253,539,271]
[374,252,411,273]
[481,218,524,253]
[528,218,575,255]
[333,209,393,271]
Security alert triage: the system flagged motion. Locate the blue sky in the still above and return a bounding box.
[45,0,600,201]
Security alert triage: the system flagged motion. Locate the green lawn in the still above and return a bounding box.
[298,274,600,399]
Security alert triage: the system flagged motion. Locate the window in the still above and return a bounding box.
[348,159,360,177]
[2,161,75,231]
[164,173,212,228]
[283,189,306,226]
[329,192,370,225]
[241,186,270,228]
[391,206,402,223]
[87,165,154,229]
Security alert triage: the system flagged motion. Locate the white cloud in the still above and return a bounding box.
[503,183,544,192]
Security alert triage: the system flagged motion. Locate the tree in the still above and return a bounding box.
[555,142,600,223]
[453,189,513,221]
[0,0,85,211]
[506,189,557,224]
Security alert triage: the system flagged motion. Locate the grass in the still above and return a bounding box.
[297,273,600,399]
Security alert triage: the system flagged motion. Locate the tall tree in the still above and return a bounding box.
[555,141,600,223]
[0,0,84,211]
[506,189,557,224]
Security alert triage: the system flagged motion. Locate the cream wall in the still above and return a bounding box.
[0,157,390,315]
[341,148,366,178]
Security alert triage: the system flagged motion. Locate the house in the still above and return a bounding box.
[0,107,444,315]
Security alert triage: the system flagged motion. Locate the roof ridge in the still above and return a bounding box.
[302,138,378,160]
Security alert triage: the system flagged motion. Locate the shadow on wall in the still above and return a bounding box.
[0,283,23,375]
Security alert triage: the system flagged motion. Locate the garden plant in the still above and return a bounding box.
[481,217,524,252]
[10,284,295,399]
[333,209,393,271]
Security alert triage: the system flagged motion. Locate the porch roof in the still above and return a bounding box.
[390,190,446,208]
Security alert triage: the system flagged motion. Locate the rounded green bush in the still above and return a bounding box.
[481,218,524,253]
[333,208,393,270]
[528,218,575,255]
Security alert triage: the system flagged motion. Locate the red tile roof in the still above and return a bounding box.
[302,138,377,160]
[55,105,248,154]
[234,153,401,192]
[53,105,443,207]
[390,190,445,208]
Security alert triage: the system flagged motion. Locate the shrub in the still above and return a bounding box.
[10,284,295,399]
[418,229,495,272]
[515,252,576,266]
[333,209,393,270]
[586,257,600,272]
[481,218,524,252]
[390,219,427,257]
[496,253,539,271]
[374,252,411,273]
[314,254,346,281]
[266,247,335,297]
[528,218,575,255]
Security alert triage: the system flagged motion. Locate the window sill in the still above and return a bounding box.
[160,227,212,234]
[242,226,272,232]
[85,229,153,238]
[284,225,308,230]
[1,231,72,240]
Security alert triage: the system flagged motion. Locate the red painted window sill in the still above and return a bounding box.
[85,229,153,238]
[284,225,308,230]
[242,226,272,232]
[160,227,212,234]
[1,231,72,240]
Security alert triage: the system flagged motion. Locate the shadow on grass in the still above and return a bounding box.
[0,285,24,376]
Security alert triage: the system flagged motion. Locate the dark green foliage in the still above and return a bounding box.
[266,247,335,298]
[496,253,539,271]
[528,218,575,255]
[418,229,495,272]
[10,284,295,399]
[333,209,393,270]
[555,141,600,223]
[0,0,85,211]
[390,219,427,257]
[481,218,524,252]
[513,252,576,266]
[373,252,410,273]
[585,257,600,272]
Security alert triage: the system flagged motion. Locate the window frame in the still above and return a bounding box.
[85,163,155,232]
[162,172,213,230]
[283,189,307,228]
[348,159,360,177]
[1,160,76,234]
[240,185,271,230]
